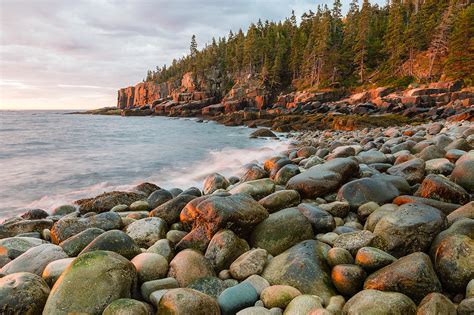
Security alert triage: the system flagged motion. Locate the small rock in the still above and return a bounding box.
[79,230,141,259]
[343,289,416,315]
[218,282,259,315]
[416,293,456,315]
[103,298,151,315]
[167,249,215,287]
[327,247,354,267]
[157,288,220,314]
[131,253,168,283]
[331,264,366,297]
[140,277,179,302]
[260,285,302,309]
[354,247,396,271]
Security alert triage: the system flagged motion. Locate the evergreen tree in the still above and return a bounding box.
[355,0,370,83]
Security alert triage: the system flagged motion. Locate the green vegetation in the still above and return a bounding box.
[145,0,472,95]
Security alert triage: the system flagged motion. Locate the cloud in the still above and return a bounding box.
[0,0,384,109]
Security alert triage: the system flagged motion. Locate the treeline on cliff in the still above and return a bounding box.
[144,0,473,95]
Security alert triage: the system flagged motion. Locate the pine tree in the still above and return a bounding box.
[190,35,198,58]
[445,4,474,84]
[355,0,370,83]
[384,0,405,74]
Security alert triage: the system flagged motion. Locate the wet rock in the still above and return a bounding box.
[284,295,324,314]
[425,158,454,175]
[296,146,318,158]
[103,298,151,315]
[41,258,74,286]
[147,189,173,209]
[261,285,301,309]
[364,252,441,303]
[250,207,313,256]
[286,158,359,199]
[354,247,396,271]
[457,298,474,315]
[251,128,277,138]
[129,200,149,211]
[187,276,227,299]
[0,272,50,314]
[178,194,268,251]
[259,190,301,213]
[1,243,68,276]
[59,227,104,256]
[218,282,259,315]
[79,230,141,259]
[297,203,336,233]
[373,203,446,257]
[417,145,445,161]
[447,201,474,223]
[327,247,354,267]
[230,248,268,280]
[133,182,160,197]
[205,229,250,271]
[331,264,366,297]
[0,218,54,238]
[333,230,387,255]
[75,191,144,214]
[146,239,173,261]
[343,289,416,315]
[230,178,275,200]
[415,174,470,205]
[43,251,137,314]
[393,195,460,215]
[240,163,269,182]
[167,249,215,287]
[243,274,270,295]
[140,277,179,302]
[52,204,77,216]
[416,293,456,315]
[204,173,230,195]
[149,194,196,224]
[261,240,335,304]
[387,158,425,184]
[450,151,474,192]
[131,253,168,283]
[157,288,220,314]
[274,164,300,185]
[318,201,350,218]
[337,178,399,209]
[50,211,122,244]
[125,217,167,248]
[0,237,47,259]
[432,234,474,292]
[181,187,202,197]
[20,208,49,220]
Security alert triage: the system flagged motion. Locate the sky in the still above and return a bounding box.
[0,0,385,110]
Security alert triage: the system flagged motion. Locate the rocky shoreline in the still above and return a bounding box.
[1,119,473,314]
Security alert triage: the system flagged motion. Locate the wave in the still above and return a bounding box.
[15,138,290,215]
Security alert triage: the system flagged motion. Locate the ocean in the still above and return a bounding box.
[0,111,288,219]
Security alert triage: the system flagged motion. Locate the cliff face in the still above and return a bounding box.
[117,79,182,109]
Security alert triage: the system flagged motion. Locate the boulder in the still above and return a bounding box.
[75,191,144,214]
[203,173,230,194]
[364,252,441,303]
[178,194,268,251]
[286,158,359,199]
[147,239,174,261]
[333,230,387,256]
[229,178,275,200]
[125,217,167,248]
[250,207,313,256]
[354,247,396,271]
[167,249,215,287]
[205,229,250,271]
[79,230,141,260]
[336,178,400,209]
[230,248,268,280]
[416,293,456,315]
[261,285,302,309]
[140,277,179,302]
[149,194,196,224]
[1,243,68,276]
[43,251,137,315]
[0,218,53,238]
[415,174,470,205]
[50,212,122,244]
[157,288,220,314]
[187,276,228,299]
[131,253,169,283]
[284,295,324,315]
[432,234,474,292]
[147,189,173,209]
[240,163,268,182]
[447,201,474,223]
[103,298,151,315]
[343,290,416,315]
[59,227,104,256]
[297,203,336,233]
[274,164,301,185]
[41,258,75,286]
[261,240,335,304]
[258,190,301,213]
[327,247,354,267]
[0,272,50,314]
[387,158,425,185]
[218,282,259,315]
[331,264,366,297]
[250,128,277,138]
[0,236,47,259]
[450,151,474,192]
[373,203,446,257]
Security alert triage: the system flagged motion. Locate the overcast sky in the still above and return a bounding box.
[0,0,385,110]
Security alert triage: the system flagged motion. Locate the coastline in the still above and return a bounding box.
[1,114,473,313]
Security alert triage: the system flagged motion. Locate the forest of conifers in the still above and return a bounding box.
[144,0,473,95]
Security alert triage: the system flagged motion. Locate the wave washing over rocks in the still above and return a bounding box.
[0,120,473,314]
